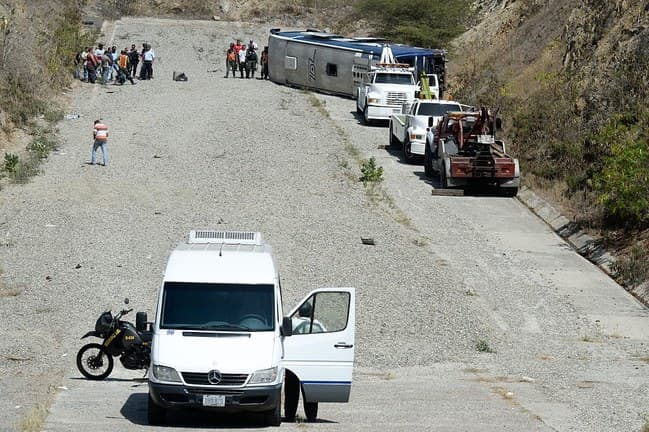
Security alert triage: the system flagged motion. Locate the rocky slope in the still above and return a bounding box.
[451,0,649,286]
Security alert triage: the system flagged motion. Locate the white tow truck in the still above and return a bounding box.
[356,46,419,124]
[389,99,463,163]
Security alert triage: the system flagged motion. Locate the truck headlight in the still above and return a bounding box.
[367,97,380,104]
[249,367,278,385]
[152,365,181,383]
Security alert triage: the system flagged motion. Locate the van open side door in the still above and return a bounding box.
[281,288,355,403]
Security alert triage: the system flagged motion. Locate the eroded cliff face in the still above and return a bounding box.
[563,1,649,123]
[452,0,649,122]
[94,0,359,32]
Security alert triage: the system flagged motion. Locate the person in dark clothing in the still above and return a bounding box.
[245,47,257,79]
[225,43,236,78]
[260,46,269,80]
[128,44,139,78]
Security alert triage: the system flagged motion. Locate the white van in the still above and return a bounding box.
[147,230,355,426]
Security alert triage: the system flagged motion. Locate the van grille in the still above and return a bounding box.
[386,92,407,106]
[182,372,248,386]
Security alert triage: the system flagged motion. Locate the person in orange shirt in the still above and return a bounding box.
[225,43,236,78]
[116,49,135,85]
[91,120,109,166]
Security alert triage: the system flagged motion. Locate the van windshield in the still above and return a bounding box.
[161,282,275,331]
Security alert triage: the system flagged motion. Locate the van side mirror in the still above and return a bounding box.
[281,316,293,337]
[428,117,434,128]
[136,312,148,332]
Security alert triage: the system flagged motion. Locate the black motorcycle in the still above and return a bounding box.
[76,299,152,380]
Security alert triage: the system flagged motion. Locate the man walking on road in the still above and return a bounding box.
[91,120,109,166]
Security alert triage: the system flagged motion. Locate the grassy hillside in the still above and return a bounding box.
[450,0,649,287]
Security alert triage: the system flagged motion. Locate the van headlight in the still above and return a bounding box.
[249,367,278,385]
[152,365,181,383]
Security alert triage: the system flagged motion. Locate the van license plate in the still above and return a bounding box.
[202,395,225,407]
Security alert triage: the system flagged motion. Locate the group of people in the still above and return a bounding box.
[225,39,269,80]
[75,43,156,85]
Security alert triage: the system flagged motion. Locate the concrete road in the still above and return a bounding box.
[33,17,649,432]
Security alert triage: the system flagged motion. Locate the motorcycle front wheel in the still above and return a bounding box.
[76,343,114,380]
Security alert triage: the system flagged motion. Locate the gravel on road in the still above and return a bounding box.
[0,17,648,432]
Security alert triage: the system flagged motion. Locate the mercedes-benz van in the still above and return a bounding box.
[147,230,355,426]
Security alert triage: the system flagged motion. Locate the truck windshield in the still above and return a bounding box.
[375,73,413,85]
[161,282,275,331]
[418,103,461,117]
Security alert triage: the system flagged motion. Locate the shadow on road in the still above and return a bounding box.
[349,110,390,127]
[120,392,336,428]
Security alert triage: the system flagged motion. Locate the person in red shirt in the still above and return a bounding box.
[233,39,245,76]
[85,48,100,83]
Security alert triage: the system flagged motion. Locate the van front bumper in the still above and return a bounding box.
[149,381,281,413]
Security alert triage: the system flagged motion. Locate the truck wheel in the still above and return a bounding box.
[403,138,416,164]
[440,165,448,189]
[424,144,433,178]
[147,393,166,425]
[389,123,399,147]
[304,402,318,421]
[363,105,371,125]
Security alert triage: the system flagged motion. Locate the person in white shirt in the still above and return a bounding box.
[141,43,155,80]
[238,46,246,78]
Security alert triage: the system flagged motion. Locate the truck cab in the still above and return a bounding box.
[356,69,418,124]
[148,230,355,426]
[389,99,463,163]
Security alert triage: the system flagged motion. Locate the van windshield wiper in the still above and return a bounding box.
[196,323,251,331]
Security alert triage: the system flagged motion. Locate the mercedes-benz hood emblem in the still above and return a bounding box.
[207,369,222,385]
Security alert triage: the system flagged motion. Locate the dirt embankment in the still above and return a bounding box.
[450,0,649,287]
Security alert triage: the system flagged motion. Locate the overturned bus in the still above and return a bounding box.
[267,29,447,99]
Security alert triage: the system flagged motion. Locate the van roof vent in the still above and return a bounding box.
[188,230,262,245]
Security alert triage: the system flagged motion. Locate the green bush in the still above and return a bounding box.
[4,153,19,173]
[27,139,50,159]
[593,113,649,227]
[359,157,384,184]
[354,0,471,47]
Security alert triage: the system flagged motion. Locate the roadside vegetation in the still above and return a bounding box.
[451,0,649,289]
[0,1,95,186]
[354,0,471,47]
